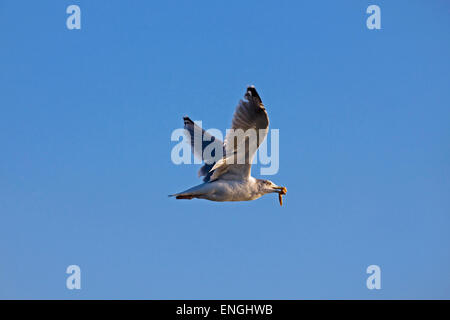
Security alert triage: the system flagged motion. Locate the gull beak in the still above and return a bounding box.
[272,186,287,206]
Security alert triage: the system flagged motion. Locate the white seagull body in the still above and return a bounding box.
[170,86,287,205]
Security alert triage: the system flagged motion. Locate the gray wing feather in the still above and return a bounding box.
[210,86,269,181]
[183,117,224,182]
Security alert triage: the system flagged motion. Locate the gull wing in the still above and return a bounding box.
[209,86,269,181]
[183,117,224,182]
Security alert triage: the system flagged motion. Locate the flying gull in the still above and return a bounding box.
[170,86,287,205]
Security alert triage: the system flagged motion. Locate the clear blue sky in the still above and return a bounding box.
[1,0,449,299]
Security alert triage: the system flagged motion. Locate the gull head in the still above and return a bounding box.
[258,179,287,206]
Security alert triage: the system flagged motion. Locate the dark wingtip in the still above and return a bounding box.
[183,116,194,125]
[246,85,262,102]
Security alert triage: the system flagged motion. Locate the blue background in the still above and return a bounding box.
[1,0,449,299]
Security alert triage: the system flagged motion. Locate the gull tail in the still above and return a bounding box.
[169,194,196,200]
[168,183,208,200]
[168,192,199,200]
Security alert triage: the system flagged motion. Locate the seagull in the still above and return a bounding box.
[170,86,287,205]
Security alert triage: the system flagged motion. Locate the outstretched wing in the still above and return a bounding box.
[183,117,224,182]
[210,86,269,181]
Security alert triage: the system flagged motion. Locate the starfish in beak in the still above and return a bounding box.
[272,186,287,206]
